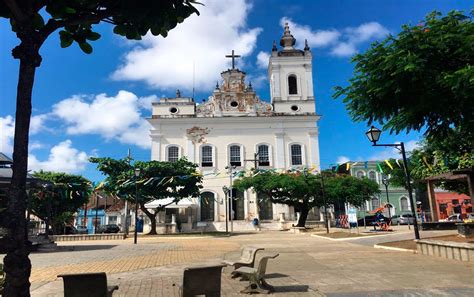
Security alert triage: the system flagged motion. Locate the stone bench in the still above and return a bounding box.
[417,239,473,262]
[51,233,126,241]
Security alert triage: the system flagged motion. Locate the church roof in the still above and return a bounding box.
[0,153,13,165]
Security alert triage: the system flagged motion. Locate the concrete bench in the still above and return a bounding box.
[173,264,225,297]
[222,246,264,278]
[58,272,118,297]
[235,253,279,294]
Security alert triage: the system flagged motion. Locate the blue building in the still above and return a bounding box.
[76,209,106,234]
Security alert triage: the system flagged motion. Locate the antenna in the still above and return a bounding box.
[192,60,196,100]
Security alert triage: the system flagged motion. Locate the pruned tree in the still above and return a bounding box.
[90,157,202,235]
[0,1,200,294]
[29,171,91,234]
[334,10,474,146]
[324,174,380,208]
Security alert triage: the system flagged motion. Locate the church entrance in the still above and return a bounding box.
[200,192,215,221]
[230,189,245,220]
[257,193,273,220]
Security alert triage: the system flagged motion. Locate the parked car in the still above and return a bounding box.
[399,214,415,225]
[75,225,88,234]
[464,213,474,223]
[357,215,390,226]
[97,224,120,234]
[440,214,463,222]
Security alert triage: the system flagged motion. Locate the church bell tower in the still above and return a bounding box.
[268,23,315,114]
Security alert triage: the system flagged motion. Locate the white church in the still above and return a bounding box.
[146,24,323,231]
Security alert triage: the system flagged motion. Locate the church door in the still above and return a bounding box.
[230,189,245,220]
[257,193,273,220]
[200,192,215,221]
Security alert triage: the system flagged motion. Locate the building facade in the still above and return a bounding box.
[147,24,322,230]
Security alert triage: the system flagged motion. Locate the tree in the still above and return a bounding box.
[324,175,380,209]
[90,157,202,235]
[0,1,200,295]
[333,10,474,145]
[234,171,381,227]
[29,171,91,234]
[234,171,325,227]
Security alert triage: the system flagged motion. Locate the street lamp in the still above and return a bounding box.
[381,174,391,219]
[134,167,141,244]
[365,126,420,239]
[222,185,229,233]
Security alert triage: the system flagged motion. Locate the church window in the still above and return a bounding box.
[356,171,365,178]
[169,107,178,114]
[229,145,241,166]
[257,145,270,167]
[201,145,213,167]
[369,171,376,181]
[288,75,297,95]
[371,197,380,210]
[400,197,410,211]
[291,105,299,111]
[230,101,239,108]
[290,144,302,166]
[167,146,179,162]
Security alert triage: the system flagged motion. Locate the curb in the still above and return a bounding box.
[310,233,396,241]
[374,244,417,253]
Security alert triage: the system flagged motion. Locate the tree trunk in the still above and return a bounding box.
[3,49,40,296]
[296,206,309,227]
[139,204,158,235]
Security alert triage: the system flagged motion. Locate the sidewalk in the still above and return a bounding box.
[29,230,473,296]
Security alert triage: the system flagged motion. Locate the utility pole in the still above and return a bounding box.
[124,149,131,236]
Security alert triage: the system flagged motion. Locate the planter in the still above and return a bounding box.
[417,239,473,262]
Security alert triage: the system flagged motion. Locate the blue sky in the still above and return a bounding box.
[0,0,471,181]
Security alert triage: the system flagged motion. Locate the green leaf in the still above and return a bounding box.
[59,31,74,48]
[113,25,126,36]
[79,42,93,54]
[64,7,76,14]
[86,32,101,41]
[32,13,45,29]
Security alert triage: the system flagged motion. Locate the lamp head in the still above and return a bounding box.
[222,185,229,194]
[366,126,382,144]
[134,168,141,177]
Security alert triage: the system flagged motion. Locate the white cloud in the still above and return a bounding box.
[0,116,15,155]
[256,51,270,69]
[336,156,350,164]
[279,18,389,58]
[28,140,89,173]
[280,17,340,49]
[30,114,49,134]
[112,0,262,91]
[52,90,151,148]
[368,140,420,161]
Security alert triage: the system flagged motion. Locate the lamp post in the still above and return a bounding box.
[365,126,420,240]
[134,167,141,244]
[222,185,229,233]
[382,174,391,219]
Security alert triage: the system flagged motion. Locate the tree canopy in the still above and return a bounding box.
[90,157,202,235]
[29,171,91,234]
[233,171,380,227]
[334,10,474,143]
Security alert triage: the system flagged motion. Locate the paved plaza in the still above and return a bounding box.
[24,229,474,296]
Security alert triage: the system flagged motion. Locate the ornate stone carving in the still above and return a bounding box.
[186,126,210,144]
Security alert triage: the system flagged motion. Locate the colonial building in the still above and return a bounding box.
[147,24,321,231]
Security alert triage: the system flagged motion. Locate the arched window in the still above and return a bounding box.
[201,145,213,167]
[356,171,365,178]
[200,192,215,221]
[371,197,380,210]
[288,75,297,95]
[290,144,302,166]
[400,197,409,211]
[229,145,241,166]
[369,171,376,181]
[167,146,179,162]
[257,144,270,167]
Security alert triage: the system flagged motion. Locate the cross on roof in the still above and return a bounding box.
[225,50,241,69]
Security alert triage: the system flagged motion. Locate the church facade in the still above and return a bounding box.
[147,24,322,230]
